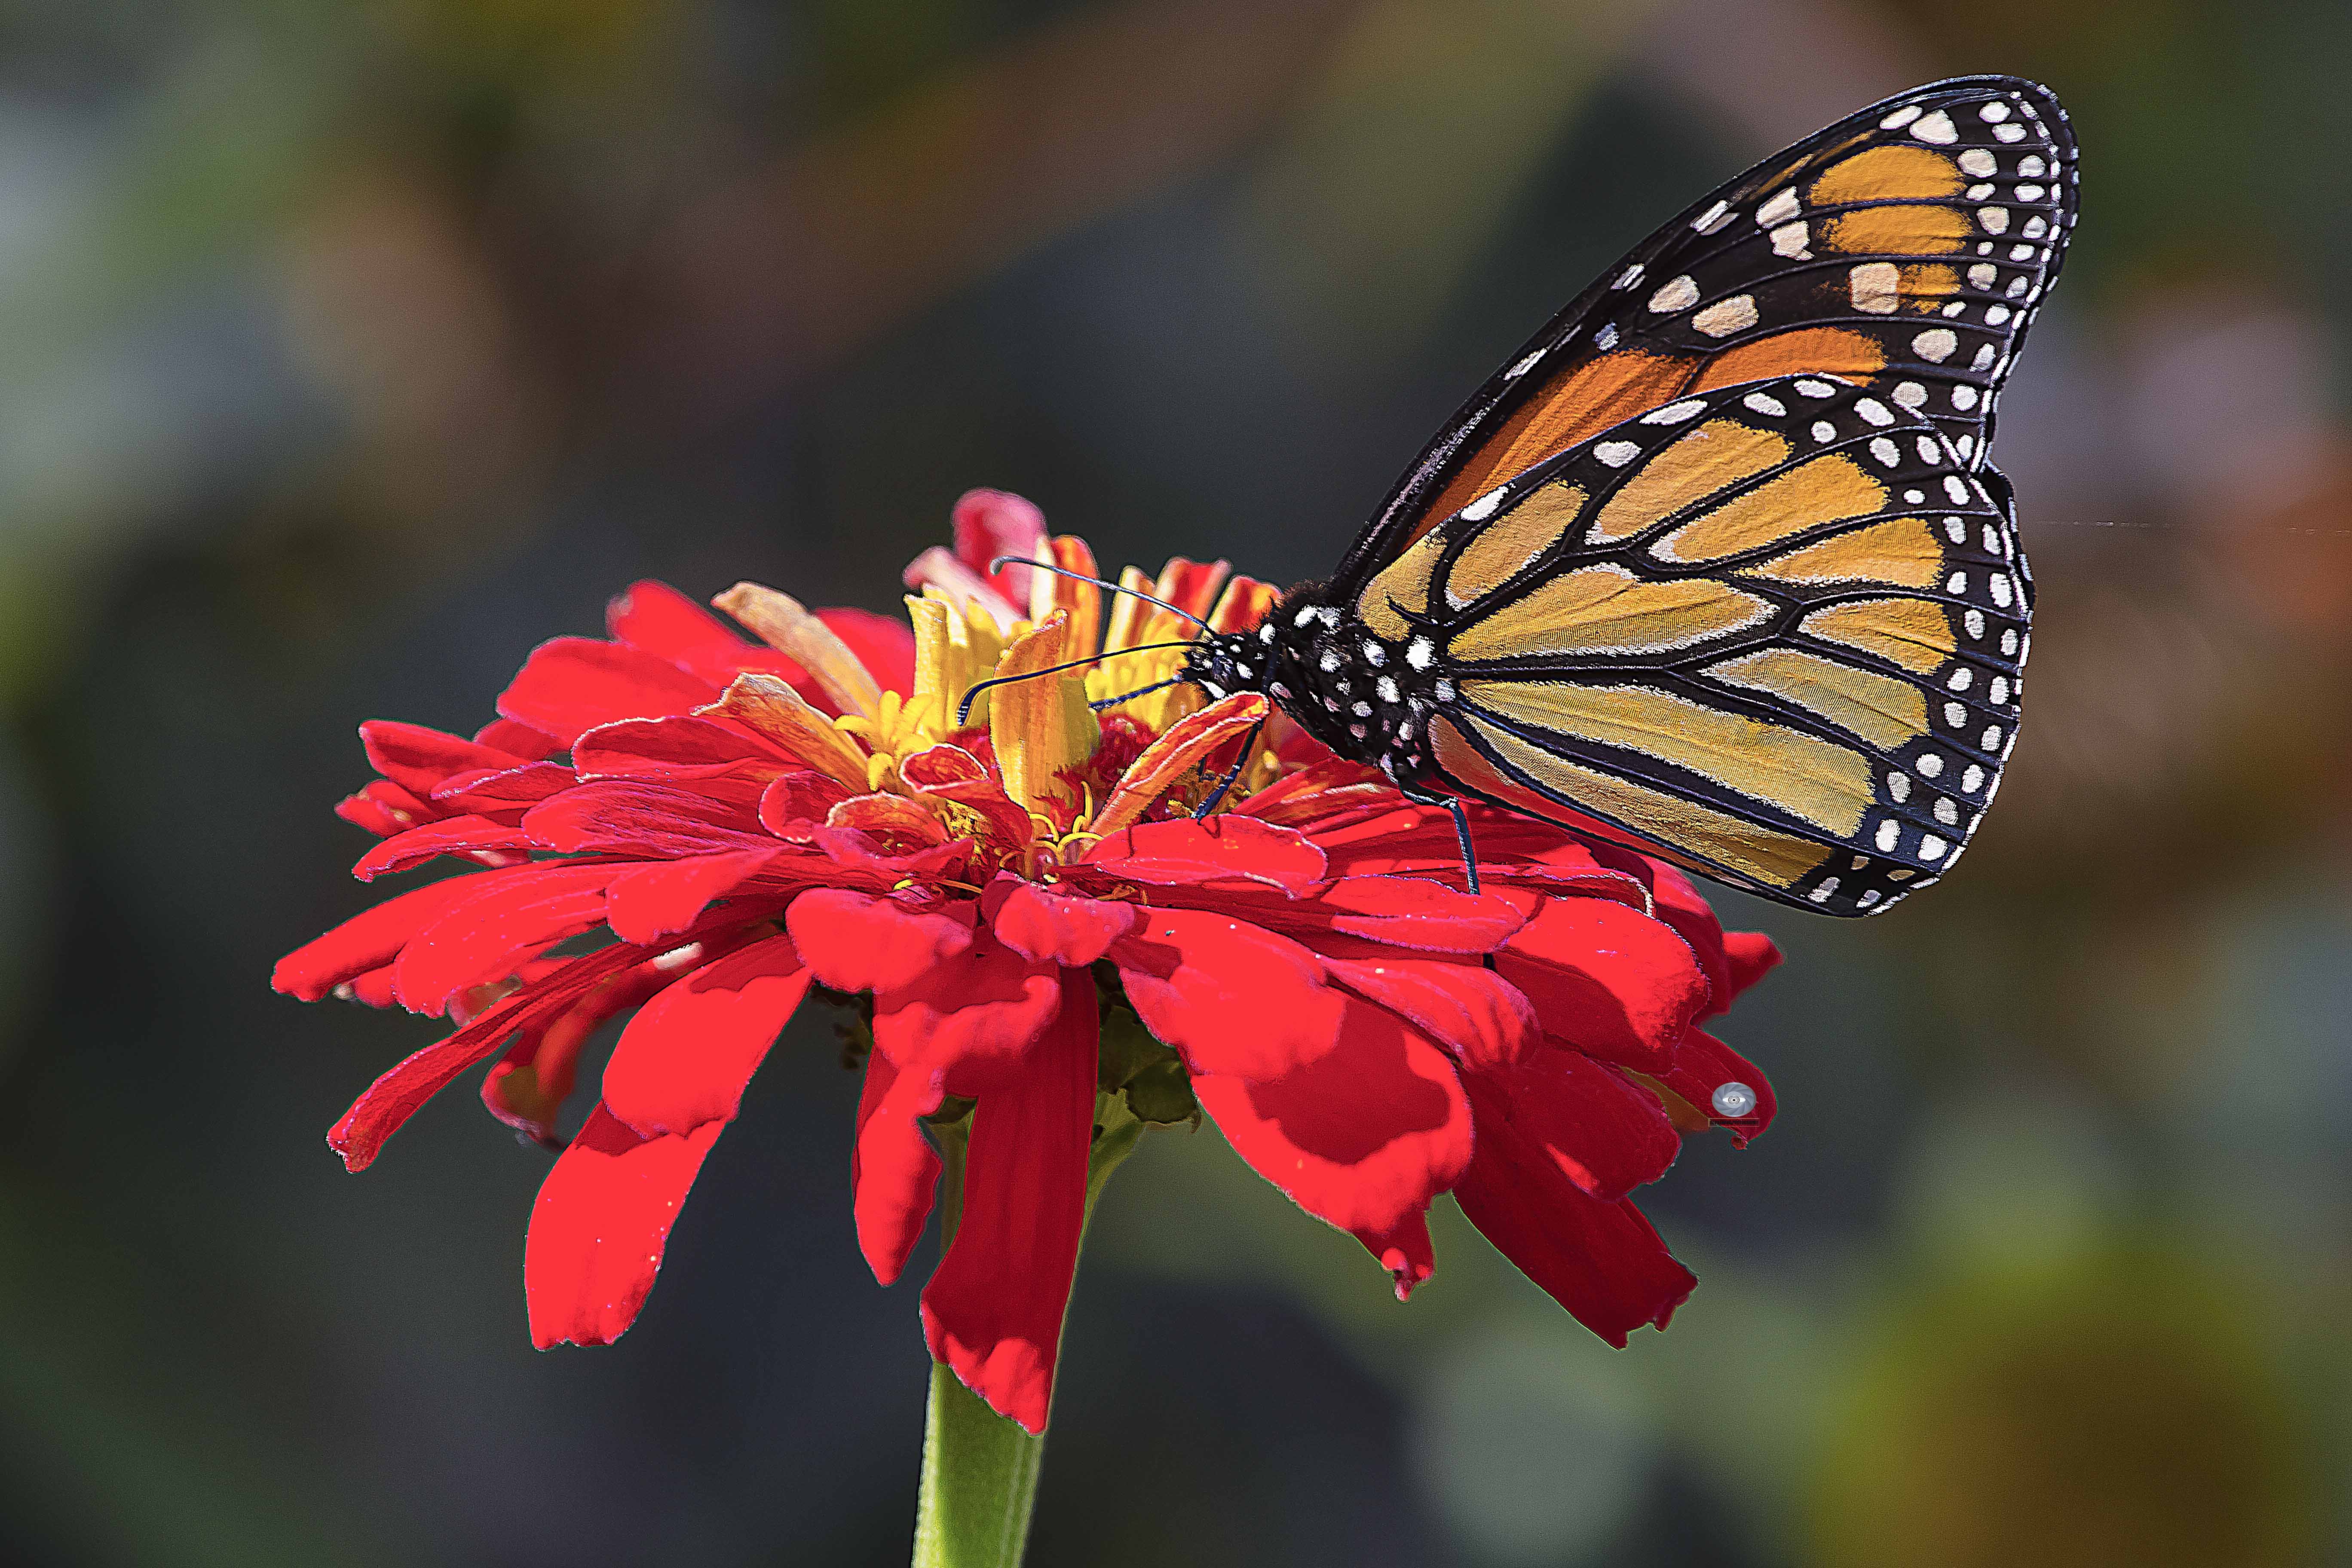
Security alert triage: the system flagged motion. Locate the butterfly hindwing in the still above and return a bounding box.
[1330,75,2076,604]
[1362,372,2029,916]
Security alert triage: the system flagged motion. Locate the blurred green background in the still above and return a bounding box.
[3,0,2349,1563]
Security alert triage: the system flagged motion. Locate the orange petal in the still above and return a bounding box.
[1208,575,1278,634]
[698,673,872,792]
[828,793,952,850]
[989,612,1096,820]
[1029,536,1102,658]
[1091,692,1269,837]
[714,583,883,718]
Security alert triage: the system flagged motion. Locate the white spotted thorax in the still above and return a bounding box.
[1185,598,1445,782]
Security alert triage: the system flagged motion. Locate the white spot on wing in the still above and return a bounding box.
[1881,105,1923,129]
[1850,261,1902,314]
[1648,274,1700,313]
[1691,294,1759,337]
[1743,391,1787,416]
[1958,148,1997,177]
[1912,328,1959,363]
[1913,109,1958,144]
[1642,398,1709,424]
[1595,441,1640,468]
[1460,488,1505,522]
[1755,187,1801,226]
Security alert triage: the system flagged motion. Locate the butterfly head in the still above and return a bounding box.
[1183,589,1446,784]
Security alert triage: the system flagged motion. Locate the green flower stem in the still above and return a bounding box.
[910,1096,1145,1568]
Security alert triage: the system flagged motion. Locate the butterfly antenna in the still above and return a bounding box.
[954,641,1200,726]
[1089,675,1188,712]
[989,556,1210,630]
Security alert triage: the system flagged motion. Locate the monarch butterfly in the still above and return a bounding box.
[1032,76,2076,916]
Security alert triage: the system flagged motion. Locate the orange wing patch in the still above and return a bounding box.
[1690,327,1887,390]
[1799,597,1957,673]
[1446,566,1770,661]
[1741,515,1946,588]
[1808,144,1963,206]
[1649,455,1888,564]
[1418,350,1695,534]
[1589,421,1792,543]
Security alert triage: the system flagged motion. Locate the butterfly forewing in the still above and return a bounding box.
[1330,75,2076,603]
[1368,372,2029,916]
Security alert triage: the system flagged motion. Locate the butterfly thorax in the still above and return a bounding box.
[1182,587,1449,784]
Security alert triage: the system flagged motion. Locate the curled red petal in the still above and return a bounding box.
[1191,998,1471,1246]
[756,769,858,836]
[352,816,536,881]
[336,779,438,838]
[1655,1027,1776,1145]
[474,717,561,760]
[1320,949,1538,1073]
[428,760,576,818]
[483,954,683,1143]
[602,934,812,1137]
[1180,874,1524,953]
[1109,907,1345,1080]
[329,943,647,1170]
[273,874,487,1000]
[950,488,1049,608]
[786,888,974,994]
[390,862,621,1014]
[853,1052,944,1286]
[525,1104,725,1348]
[572,715,795,783]
[605,848,782,945]
[986,877,1142,966]
[1453,1138,1694,1348]
[1493,897,1710,1069]
[1081,815,1327,894]
[361,720,523,797]
[1722,931,1782,1005]
[1466,1050,1681,1203]
[920,970,1093,1434]
[497,637,724,747]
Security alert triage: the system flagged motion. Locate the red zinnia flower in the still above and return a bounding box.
[276,488,1782,1435]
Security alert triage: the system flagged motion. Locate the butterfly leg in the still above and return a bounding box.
[1400,783,1479,895]
[1191,718,1265,819]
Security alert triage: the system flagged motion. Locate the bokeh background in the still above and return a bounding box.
[4,0,2349,1563]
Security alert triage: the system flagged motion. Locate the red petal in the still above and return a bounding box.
[1081,816,1327,893]
[521,780,773,858]
[391,862,621,1014]
[1722,931,1781,1004]
[786,888,974,994]
[1192,999,1471,1244]
[1109,908,1345,1080]
[756,769,858,836]
[474,717,561,760]
[1493,897,1709,1070]
[496,637,724,747]
[342,966,399,1008]
[602,934,812,1136]
[336,779,438,838]
[572,715,793,783]
[525,1105,724,1347]
[352,816,536,881]
[920,971,1093,1434]
[1466,1051,1681,1203]
[1453,1139,1694,1347]
[606,579,815,694]
[817,608,916,698]
[853,1052,944,1286]
[605,848,782,944]
[483,956,681,1143]
[986,877,1142,966]
[870,930,1061,1091]
[428,760,576,818]
[950,488,1048,607]
[274,874,487,1000]
[1657,1028,1776,1145]
[329,944,646,1170]
[1175,874,1524,953]
[1320,949,1537,1073]
[360,720,524,796]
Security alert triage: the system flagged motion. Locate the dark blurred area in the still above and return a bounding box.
[3,1,2349,1563]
